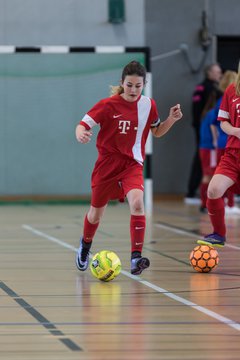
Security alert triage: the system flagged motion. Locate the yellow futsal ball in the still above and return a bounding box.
[90,250,121,282]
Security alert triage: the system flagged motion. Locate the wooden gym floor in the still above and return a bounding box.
[0,199,240,360]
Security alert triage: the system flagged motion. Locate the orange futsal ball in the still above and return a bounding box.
[189,245,219,273]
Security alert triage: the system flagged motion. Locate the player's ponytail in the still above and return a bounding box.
[110,85,124,96]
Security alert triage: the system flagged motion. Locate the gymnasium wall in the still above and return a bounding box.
[146,0,240,195]
[0,0,240,197]
[0,0,145,46]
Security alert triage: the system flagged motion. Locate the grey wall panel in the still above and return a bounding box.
[146,0,240,194]
[0,0,144,46]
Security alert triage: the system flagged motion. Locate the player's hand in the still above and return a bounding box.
[169,104,183,121]
[76,124,92,143]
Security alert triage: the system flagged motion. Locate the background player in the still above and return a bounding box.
[210,70,238,214]
[75,60,183,275]
[185,63,222,202]
[198,64,240,248]
[198,70,238,213]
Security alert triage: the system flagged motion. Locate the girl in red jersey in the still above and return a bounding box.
[199,70,238,213]
[198,64,240,248]
[75,61,183,275]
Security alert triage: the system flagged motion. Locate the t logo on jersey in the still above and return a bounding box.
[118,120,130,134]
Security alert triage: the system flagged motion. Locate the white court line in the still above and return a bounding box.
[155,223,240,251]
[22,224,240,332]
[22,224,76,252]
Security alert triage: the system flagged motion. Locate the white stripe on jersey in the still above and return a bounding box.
[82,114,97,128]
[218,109,230,120]
[132,96,151,163]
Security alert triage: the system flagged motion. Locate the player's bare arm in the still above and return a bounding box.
[76,124,93,144]
[151,104,183,138]
[220,120,240,139]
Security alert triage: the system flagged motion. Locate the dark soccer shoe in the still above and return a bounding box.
[197,233,226,248]
[131,257,150,275]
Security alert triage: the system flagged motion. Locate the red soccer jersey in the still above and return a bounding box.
[217,83,240,149]
[80,94,160,164]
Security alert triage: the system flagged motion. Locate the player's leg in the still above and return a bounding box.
[76,176,125,271]
[199,149,217,213]
[225,189,234,207]
[76,179,109,271]
[126,188,150,275]
[200,174,211,212]
[76,205,107,271]
[199,149,209,212]
[197,173,234,247]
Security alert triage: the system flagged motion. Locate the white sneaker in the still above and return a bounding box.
[75,238,90,271]
[225,206,240,215]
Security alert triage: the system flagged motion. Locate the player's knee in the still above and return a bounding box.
[207,183,222,199]
[88,210,103,224]
[130,197,144,214]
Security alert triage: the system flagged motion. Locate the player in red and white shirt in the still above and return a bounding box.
[198,67,240,248]
[75,61,183,275]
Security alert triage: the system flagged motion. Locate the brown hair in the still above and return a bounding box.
[204,63,221,78]
[110,60,146,96]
